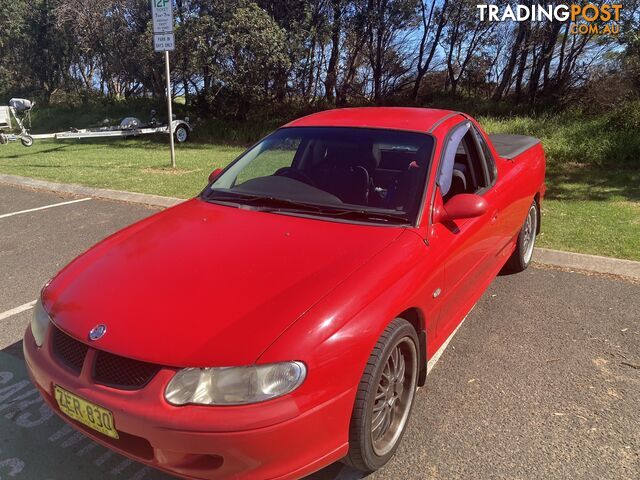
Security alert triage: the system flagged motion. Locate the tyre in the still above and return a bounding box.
[20,135,34,147]
[174,125,189,143]
[344,318,419,473]
[505,200,538,273]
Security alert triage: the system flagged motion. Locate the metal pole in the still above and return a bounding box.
[165,50,176,168]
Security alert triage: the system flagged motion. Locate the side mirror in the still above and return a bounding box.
[435,193,488,223]
[208,168,223,183]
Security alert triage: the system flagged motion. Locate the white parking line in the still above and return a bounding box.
[427,317,466,374]
[427,304,475,375]
[0,300,37,321]
[0,197,92,219]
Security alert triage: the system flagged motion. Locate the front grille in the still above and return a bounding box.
[93,351,160,389]
[52,327,88,373]
[50,326,160,390]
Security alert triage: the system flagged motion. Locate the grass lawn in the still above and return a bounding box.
[0,139,242,198]
[481,110,640,260]
[0,109,638,261]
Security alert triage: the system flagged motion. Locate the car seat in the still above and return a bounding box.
[312,143,374,205]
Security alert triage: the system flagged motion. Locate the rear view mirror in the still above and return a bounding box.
[208,168,223,183]
[436,194,488,223]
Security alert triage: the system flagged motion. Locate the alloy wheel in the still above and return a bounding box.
[522,203,537,264]
[370,337,417,456]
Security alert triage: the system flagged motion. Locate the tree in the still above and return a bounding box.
[364,0,420,103]
[441,0,495,95]
[1,0,631,113]
[220,3,291,116]
[324,0,343,102]
[412,0,448,101]
[619,0,640,92]
[0,0,29,99]
[23,0,70,102]
[492,20,527,101]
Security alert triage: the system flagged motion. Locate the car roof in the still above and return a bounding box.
[284,107,460,133]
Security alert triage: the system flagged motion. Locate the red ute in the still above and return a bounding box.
[24,108,546,479]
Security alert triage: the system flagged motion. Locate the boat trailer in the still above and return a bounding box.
[1,99,192,147]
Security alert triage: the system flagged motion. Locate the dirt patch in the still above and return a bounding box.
[141,167,198,175]
[612,200,640,210]
[561,161,589,172]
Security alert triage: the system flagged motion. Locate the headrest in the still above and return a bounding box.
[326,142,377,173]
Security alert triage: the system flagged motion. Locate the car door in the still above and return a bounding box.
[470,123,516,266]
[431,123,505,339]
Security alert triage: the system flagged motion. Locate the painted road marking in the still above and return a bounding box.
[0,352,163,479]
[0,300,37,321]
[0,197,91,219]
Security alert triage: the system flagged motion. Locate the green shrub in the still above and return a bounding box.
[605,100,640,131]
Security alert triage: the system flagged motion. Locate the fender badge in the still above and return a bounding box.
[89,324,107,341]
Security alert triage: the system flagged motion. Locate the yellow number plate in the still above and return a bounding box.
[54,386,119,439]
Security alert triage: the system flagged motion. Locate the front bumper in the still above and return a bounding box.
[23,326,351,480]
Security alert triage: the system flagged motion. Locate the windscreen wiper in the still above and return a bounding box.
[314,208,410,224]
[206,191,324,212]
[248,201,409,224]
[206,191,409,224]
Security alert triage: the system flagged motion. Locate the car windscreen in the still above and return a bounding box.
[202,127,434,225]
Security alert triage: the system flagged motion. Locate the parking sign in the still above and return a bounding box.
[150,0,177,167]
[154,33,175,52]
[151,0,173,34]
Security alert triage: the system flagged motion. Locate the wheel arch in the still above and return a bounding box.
[533,192,541,234]
[397,307,427,386]
[172,120,191,132]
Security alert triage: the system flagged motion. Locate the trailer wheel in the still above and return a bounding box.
[174,125,189,143]
[21,135,34,147]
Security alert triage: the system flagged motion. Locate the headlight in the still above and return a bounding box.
[165,362,306,406]
[30,298,50,347]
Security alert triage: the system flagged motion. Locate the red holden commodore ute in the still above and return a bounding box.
[24,108,545,479]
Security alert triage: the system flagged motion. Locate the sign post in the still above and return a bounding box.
[151,0,176,168]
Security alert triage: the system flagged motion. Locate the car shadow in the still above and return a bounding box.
[0,340,365,480]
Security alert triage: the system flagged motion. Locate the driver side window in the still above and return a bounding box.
[440,124,493,203]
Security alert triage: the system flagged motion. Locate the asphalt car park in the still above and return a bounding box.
[0,183,638,480]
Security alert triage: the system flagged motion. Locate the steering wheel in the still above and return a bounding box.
[273,167,316,187]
